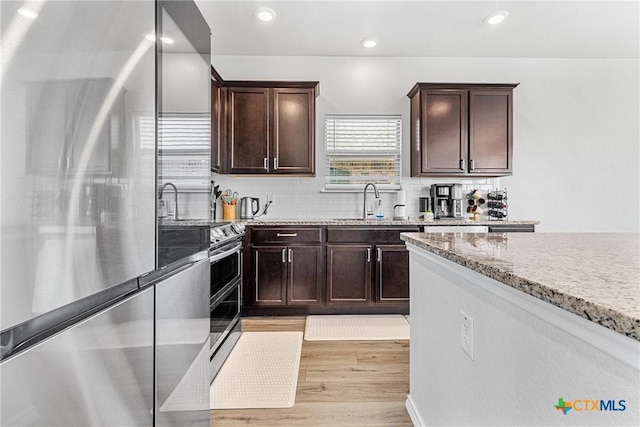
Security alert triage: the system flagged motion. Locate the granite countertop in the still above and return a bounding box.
[159,219,212,227]
[159,217,539,227]
[241,218,539,226]
[401,232,640,341]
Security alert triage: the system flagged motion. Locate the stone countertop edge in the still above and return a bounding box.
[240,218,539,226]
[159,218,539,227]
[400,233,640,342]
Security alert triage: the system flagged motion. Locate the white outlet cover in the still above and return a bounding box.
[461,311,474,360]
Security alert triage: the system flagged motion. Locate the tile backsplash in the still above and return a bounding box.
[199,175,502,220]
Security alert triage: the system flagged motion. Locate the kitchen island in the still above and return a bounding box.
[401,232,639,426]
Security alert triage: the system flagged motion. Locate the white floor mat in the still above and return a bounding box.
[210,332,303,409]
[304,315,410,341]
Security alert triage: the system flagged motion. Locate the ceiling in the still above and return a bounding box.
[195,0,639,59]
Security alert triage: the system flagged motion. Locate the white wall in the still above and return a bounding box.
[211,55,639,231]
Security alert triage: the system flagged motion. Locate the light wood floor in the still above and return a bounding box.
[210,316,412,427]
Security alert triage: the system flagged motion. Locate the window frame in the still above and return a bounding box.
[324,114,402,191]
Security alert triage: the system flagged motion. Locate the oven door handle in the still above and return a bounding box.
[209,243,242,263]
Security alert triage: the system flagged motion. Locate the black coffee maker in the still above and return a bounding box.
[430,184,464,219]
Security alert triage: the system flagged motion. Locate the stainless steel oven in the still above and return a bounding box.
[210,240,241,297]
[208,222,245,382]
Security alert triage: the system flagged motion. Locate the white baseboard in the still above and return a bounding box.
[405,395,425,427]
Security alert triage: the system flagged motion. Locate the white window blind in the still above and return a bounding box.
[325,114,402,190]
[154,113,210,191]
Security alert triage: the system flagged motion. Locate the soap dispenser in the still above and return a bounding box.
[375,199,384,220]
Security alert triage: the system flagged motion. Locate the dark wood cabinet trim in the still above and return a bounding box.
[408,82,519,97]
[210,65,224,83]
[223,80,319,97]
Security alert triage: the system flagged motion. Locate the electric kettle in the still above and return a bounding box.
[240,197,260,219]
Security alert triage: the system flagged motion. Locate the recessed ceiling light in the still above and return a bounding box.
[17,7,38,19]
[255,7,276,22]
[361,38,378,49]
[485,10,509,25]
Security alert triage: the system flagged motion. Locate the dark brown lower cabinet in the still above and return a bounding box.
[253,246,287,305]
[287,246,323,305]
[327,245,372,304]
[245,225,415,315]
[253,245,322,306]
[376,245,410,303]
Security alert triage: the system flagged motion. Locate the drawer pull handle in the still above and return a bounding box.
[470,159,475,170]
[263,157,268,170]
[366,248,371,263]
[288,248,292,263]
[276,233,298,237]
[282,248,286,263]
[460,158,465,170]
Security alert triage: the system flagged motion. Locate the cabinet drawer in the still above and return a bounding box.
[326,227,419,244]
[251,228,322,244]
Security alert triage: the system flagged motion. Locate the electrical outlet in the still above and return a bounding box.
[267,194,275,204]
[461,311,474,360]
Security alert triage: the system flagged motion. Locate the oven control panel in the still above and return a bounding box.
[210,223,245,246]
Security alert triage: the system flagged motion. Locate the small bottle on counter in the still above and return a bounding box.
[375,200,384,219]
[158,200,167,218]
[423,210,434,222]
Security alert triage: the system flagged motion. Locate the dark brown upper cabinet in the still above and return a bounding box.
[210,66,226,173]
[226,81,318,175]
[408,83,518,177]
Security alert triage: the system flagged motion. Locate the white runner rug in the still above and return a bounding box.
[304,315,410,341]
[210,332,303,409]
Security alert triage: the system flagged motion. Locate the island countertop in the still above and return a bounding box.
[401,232,640,341]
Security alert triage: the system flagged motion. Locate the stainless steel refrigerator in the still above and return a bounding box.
[0,1,211,426]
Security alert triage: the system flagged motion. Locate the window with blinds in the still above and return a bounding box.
[325,115,402,190]
[135,113,211,191]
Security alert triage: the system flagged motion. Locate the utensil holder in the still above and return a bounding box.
[223,204,236,220]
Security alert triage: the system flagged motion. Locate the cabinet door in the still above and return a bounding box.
[210,78,222,172]
[468,90,512,175]
[326,245,371,304]
[287,245,323,305]
[228,87,269,173]
[376,245,409,303]
[253,246,287,305]
[272,88,315,175]
[420,89,468,175]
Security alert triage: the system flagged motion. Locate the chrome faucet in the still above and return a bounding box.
[159,182,179,220]
[362,183,380,220]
